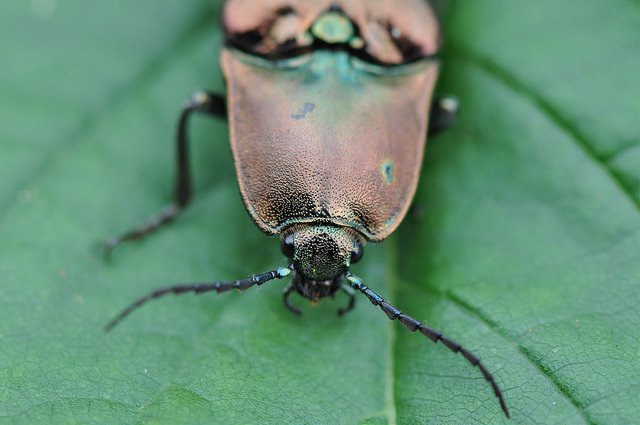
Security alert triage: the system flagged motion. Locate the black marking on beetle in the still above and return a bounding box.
[292,102,316,120]
[265,189,317,226]
[318,204,331,218]
[386,21,425,63]
[348,200,376,231]
[225,8,439,68]
[276,6,295,16]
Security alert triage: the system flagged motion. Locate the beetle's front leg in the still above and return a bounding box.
[428,96,459,136]
[105,91,226,255]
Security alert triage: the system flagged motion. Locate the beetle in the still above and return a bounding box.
[104,0,509,418]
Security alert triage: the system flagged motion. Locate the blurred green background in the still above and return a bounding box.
[0,0,638,424]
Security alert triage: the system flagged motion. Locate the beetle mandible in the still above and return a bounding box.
[104,0,509,418]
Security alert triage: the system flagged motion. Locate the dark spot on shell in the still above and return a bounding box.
[348,200,375,230]
[292,102,316,120]
[263,190,317,226]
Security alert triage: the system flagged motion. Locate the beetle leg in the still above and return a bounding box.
[104,91,226,255]
[337,283,356,316]
[172,91,226,206]
[345,273,510,418]
[428,95,460,136]
[283,283,304,316]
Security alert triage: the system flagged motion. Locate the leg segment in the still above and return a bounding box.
[105,266,291,332]
[337,283,356,316]
[345,273,510,418]
[105,91,226,255]
[283,283,303,316]
[411,94,458,218]
[428,95,459,137]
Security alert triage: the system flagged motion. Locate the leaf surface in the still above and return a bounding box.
[0,0,637,424]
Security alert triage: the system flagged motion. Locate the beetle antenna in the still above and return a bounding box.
[345,272,510,418]
[104,266,292,332]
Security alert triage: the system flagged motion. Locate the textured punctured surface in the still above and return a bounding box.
[221,0,440,241]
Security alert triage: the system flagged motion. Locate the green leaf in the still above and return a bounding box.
[1,0,637,424]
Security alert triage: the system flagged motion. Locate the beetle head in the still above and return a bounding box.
[281,224,364,281]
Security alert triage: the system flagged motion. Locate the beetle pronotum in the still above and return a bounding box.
[105,0,509,418]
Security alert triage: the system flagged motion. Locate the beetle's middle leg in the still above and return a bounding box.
[428,96,459,136]
[105,91,226,255]
[337,283,356,316]
[283,283,304,316]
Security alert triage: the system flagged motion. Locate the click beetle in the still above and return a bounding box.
[105,0,509,418]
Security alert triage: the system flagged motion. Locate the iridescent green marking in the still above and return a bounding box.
[346,275,362,286]
[312,12,354,44]
[385,214,397,228]
[277,267,292,278]
[381,160,395,184]
[349,37,364,49]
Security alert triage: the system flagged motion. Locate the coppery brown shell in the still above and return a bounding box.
[221,0,440,242]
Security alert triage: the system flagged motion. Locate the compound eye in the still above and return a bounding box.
[350,240,364,264]
[280,234,295,259]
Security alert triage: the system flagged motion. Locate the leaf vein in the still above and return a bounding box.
[449,47,639,210]
[0,6,217,220]
[445,291,595,425]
